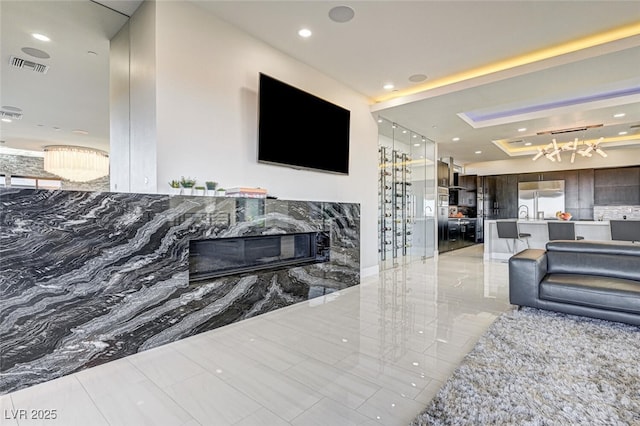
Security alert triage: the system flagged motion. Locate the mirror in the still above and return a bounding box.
[0,1,132,187]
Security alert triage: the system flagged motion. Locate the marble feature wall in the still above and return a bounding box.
[0,189,360,394]
[594,205,640,220]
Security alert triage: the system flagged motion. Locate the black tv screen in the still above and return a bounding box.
[258,73,350,175]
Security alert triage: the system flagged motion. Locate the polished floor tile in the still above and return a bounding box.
[2,244,512,425]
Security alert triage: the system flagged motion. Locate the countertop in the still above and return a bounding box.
[485,219,608,226]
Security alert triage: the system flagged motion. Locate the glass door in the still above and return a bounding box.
[377,117,436,270]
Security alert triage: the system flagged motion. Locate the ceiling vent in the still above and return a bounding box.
[0,110,23,120]
[9,55,49,74]
[537,124,603,135]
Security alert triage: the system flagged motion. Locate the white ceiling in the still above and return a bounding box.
[1,1,639,166]
[194,0,640,165]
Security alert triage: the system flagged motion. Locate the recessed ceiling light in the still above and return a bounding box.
[524,142,532,146]
[87,50,98,56]
[377,118,383,123]
[518,128,527,132]
[383,83,394,90]
[452,137,460,142]
[298,28,312,38]
[475,150,482,154]
[72,129,89,135]
[402,130,407,134]
[328,6,355,23]
[414,143,420,147]
[613,113,626,118]
[1,118,12,123]
[32,33,50,42]
[619,131,628,135]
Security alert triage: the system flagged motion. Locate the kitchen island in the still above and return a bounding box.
[484,219,612,260]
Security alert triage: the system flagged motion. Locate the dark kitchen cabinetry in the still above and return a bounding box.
[494,175,518,219]
[447,218,477,251]
[437,160,450,187]
[577,169,595,219]
[476,166,636,243]
[564,170,579,215]
[456,174,477,207]
[594,167,640,205]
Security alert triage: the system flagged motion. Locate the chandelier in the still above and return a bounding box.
[43,145,109,182]
[532,137,607,163]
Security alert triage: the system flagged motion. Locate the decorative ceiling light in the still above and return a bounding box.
[43,145,109,182]
[532,139,558,162]
[578,137,607,158]
[533,137,607,162]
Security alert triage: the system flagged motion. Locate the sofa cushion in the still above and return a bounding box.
[546,241,640,282]
[540,273,640,315]
[546,240,640,256]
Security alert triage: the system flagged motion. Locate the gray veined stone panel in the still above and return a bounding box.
[0,188,360,394]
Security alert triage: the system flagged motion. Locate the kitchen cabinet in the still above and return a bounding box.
[456,174,477,207]
[447,218,477,251]
[437,161,449,187]
[577,169,594,219]
[495,175,518,219]
[594,167,640,205]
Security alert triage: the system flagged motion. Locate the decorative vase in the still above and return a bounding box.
[215,189,226,197]
[194,188,205,196]
[170,187,182,195]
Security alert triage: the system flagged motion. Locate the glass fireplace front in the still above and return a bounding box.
[189,231,330,281]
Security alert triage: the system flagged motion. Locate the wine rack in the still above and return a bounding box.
[378,146,414,262]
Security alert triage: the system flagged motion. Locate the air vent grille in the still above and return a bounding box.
[9,55,49,74]
[0,111,23,120]
[537,124,603,135]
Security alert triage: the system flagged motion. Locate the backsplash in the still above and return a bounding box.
[593,205,640,220]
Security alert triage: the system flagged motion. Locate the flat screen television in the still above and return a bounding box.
[258,73,350,175]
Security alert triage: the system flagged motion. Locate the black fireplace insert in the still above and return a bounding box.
[189,231,330,281]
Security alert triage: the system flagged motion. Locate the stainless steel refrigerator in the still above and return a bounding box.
[518,180,565,219]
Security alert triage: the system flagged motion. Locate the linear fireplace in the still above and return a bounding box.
[189,231,330,281]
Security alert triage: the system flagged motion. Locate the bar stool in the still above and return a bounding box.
[610,220,640,243]
[548,221,584,241]
[496,220,531,254]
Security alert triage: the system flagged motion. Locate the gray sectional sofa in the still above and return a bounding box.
[509,240,640,326]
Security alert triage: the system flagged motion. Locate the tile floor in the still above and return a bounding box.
[1,244,513,426]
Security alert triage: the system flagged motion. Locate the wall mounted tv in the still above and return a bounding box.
[258,73,351,175]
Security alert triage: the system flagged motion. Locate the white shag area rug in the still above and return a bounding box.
[412,307,640,425]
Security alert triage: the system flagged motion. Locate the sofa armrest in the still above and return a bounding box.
[509,249,547,307]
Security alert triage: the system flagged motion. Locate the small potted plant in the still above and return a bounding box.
[168,179,182,195]
[180,176,196,195]
[215,187,226,197]
[193,186,205,196]
[205,181,218,196]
